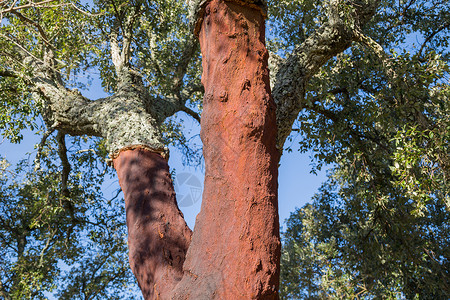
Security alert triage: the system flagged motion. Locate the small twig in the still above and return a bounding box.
[107,188,122,204]
[38,228,57,268]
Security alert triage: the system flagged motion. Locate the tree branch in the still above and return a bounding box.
[34,122,58,171]
[181,106,201,123]
[10,10,55,50]
[0,0,56,14]
[172,33,199,92]
[57,131,71,196]
[120,2,142,72]
[38,228,57,268]
[418,21,450,58]
[352,29,396,80]
[180,82,204,100]
[272,0,381,153]
[109,19,123,73]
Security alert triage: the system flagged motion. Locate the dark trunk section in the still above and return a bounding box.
[173,1,280,298]
[113,149,192,299]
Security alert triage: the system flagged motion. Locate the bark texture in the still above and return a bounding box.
[113,149,192,299]
[172,0,280,298]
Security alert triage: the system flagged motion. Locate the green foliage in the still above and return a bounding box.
[281,180,450,299]
[0,76,37,143]
[268,0,326,53]
[92,0,201,93]
[0,136,138,299]
[277,0,450,298]
[0,0,202,157]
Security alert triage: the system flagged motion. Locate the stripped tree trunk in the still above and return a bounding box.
[172,1,280,298]
[113,149,192,299]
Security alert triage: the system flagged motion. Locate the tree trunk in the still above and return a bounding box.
[113,148,192,299]
[173,0,280,298]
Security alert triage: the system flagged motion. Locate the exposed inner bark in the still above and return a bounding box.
[113,149,192,299]
[172,0,280,298]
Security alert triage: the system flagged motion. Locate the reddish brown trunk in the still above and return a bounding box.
[113,149,192,299]
[173,0,280,298]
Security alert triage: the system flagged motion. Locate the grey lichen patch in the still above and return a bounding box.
[33,78,166,160]
[20,45,172,165]
[102,110,165,156]
[95,96,166,157]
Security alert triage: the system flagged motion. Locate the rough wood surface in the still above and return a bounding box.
[113,150,192,299]
[172,1,280,298]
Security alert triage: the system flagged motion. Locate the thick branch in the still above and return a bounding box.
[272,0,380,153]
[120,2,142,72]
[34,83,166,155]
[110,19,123,73]
[9,47,166,155]
[172,35,199,91]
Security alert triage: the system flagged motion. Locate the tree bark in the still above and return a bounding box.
[172,0,280,298]
[113,149,192,299]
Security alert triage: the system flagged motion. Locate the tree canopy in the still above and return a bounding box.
[278,0,450,298]
[0,0,448,298]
